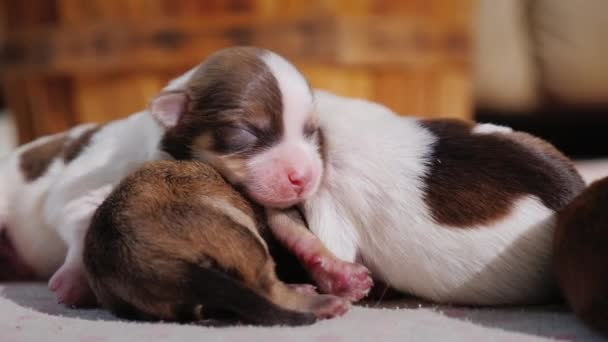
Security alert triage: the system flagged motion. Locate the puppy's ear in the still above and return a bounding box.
[149,91,188,129]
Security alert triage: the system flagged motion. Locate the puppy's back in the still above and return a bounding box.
[84,160,346,325]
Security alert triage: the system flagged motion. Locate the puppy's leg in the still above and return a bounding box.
[48,185,112,306]
[287,283,318,295]
[266,278,350,321]
[266,208,373,301]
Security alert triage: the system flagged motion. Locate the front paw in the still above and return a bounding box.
[49,265,96,308]
[307,257,373,302]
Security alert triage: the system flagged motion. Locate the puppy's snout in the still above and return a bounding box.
[287,169,312,195]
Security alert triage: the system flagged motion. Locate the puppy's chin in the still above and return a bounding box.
[244,182,319,209]
[243,185,298,208]
[252,196,300,209]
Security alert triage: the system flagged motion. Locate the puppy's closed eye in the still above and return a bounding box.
[215,126,258,153]
[303,123,319,140]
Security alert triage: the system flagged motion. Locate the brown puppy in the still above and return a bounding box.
[554,176,608,335]
[83,160,349,325]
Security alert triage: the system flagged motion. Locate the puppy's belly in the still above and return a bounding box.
[361,196,557,305]
[2,156,67,279]
[0,229,37,280]
[8,214,66,280]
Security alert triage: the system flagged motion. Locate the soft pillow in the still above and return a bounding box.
[474,0,539,112]
[533,0,608,106]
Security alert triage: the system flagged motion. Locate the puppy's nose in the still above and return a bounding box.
[288,170,311,195]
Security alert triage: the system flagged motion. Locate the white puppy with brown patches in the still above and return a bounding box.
[152,47,587,305]
[0,116,166,304]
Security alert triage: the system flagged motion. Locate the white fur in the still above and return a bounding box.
[1,112,166,279]
[163,66,198,91]
[245,139,322,207]
[261,52,314,140]
[243,52,321,208]
[304,90,557,304]
[199,196,267,249]
[473,123,513,135]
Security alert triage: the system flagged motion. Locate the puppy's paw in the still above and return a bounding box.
[49,265,95,307]
[287,283,318,295]
[310,295,350,319]
[308,257,373,302]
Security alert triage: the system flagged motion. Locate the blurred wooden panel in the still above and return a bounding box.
[24,77,75,135]
[1,75,74,141]
[299,64,374,100]
[255,0,369,16]
[336,16,469,67]
[0,1,7,35]
[0,0,475,143]
[0,0,57,30]
[428,67,472,118]
[57,0,258,25]
[0,15,469,75]
[2,75,34,143]
[0,17,333,75]
[74,73,166,123]
[374,69,428,115]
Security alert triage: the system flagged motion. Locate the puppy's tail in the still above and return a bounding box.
[184,263,346,326]
[554,176,608,335]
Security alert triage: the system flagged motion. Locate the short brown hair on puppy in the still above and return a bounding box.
[151,47,323,209]
[83,160,348,325]
[554,176,608,335]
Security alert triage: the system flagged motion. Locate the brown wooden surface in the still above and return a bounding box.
[0,0,474,144]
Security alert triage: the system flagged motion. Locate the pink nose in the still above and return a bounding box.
[288,170,311,195]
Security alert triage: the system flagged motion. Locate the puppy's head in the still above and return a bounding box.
[152,47,323,208]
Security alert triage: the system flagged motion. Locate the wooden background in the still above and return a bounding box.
[0,0,474,144]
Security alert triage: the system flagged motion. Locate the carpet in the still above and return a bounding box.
[1,283,605,341]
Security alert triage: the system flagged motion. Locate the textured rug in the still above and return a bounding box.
[1,283,605,341]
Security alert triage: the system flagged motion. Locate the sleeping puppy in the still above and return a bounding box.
[83,160,349,325]
[0,46,366,306]
[151,47,603,310]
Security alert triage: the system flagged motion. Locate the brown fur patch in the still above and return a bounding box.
[84,160,332,325]
[19,125,104,182]
[193,132,213,151]
[19,133,69,182]
[554,177,608,335]
[420,119,585,227]
[161,47,284,161]
[191,136,250,184]
[63,125,102,163]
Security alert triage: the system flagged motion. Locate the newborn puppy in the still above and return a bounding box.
[84,160,349,325]
[151,47,373,301]
[554,176,608,335]
[151,47,589,307]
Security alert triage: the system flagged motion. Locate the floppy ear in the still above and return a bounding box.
[149,91,188,129]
